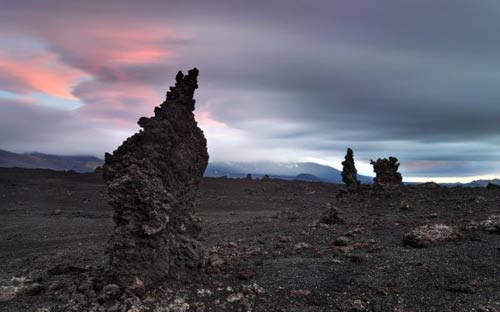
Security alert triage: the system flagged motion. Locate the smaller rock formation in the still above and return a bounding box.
[245,174,253,181]
[370,157,402,185]
[420,181,440,189]
[403,224,459,248]
[341,148,359,187]
[261,174,271,182]
[93,166,103,174]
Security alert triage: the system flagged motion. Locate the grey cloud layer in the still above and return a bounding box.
[1,0,500,178]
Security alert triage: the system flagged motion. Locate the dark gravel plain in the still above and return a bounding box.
[1,168,500,311]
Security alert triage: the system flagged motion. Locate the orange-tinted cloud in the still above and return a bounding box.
[404,160,450,171]
[0,51,87,99]
[35,20,184,76]
[0,18,186,123]
[110,49,172,64]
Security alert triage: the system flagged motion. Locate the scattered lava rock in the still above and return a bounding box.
[294,242,313,251]
[22,283,44,296]
[403,224,460,248]
[98,284,121,303]
[261,174,271,181]
[399,200,411,211]
[370,157,403,185]
[486,183,500,190]
[445,282,477,294]
[472,196,487,204]
[102,68,209,289]
[239,268,255,280]
[290,289,312,298]
[4,165,500,311]
[480,215,500,234]
[318,203,345,225]
[51,209,63,215]
[128,276,146,298]
[0,287,17,302]
[334,236,350,246]
[48,264,86,276]
[343,299,369,312]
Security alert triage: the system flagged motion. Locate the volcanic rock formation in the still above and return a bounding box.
[370,157,403,185]
[341,148,359,187]
[103,68,209,292]
[261,174,271,181]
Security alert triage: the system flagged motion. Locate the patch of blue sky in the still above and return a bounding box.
[0,90,83,110]
[32,93,83,110]
[0,90,23,101]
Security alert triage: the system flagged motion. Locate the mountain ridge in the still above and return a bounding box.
[204,161,373,184]
[0,149,102,173]
[3,149,498,187]
[0,149,372,183]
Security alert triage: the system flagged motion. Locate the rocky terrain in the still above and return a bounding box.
[1,168,500,311]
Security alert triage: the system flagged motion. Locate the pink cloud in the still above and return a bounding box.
[31,20,186,77]
[0,16,190,127]
[0,50,87,99]
[404,160,450,170]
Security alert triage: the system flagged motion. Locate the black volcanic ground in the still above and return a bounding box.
[1,168,500,311]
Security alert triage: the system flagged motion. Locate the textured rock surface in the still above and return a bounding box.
[103,68,209,290]
[341,148,359,187]
[370,157,403,185]
[4,170,500,311]
[480,215,500,234]
[403,224,459,248]
[318,204,344,225]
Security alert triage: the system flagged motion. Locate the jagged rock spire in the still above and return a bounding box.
[370,156,402,185]
[341,148,359,187]
[103,68,209,292]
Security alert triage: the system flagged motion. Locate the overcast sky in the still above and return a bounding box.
[1,0,500,182]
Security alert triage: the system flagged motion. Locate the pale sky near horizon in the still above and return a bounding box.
[1,1,500,183]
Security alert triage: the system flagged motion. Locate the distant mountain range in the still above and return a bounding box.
[2,149,498,187]
[204,161,373,184]
[0,149,372,183]
[0,149,102,173]
[440,178,500,188]
[469,178,500,187]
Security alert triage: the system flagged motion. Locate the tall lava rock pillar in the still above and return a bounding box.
[103,68,209,290]
[341,148,359,187]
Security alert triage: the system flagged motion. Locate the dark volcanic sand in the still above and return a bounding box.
[1,167,500,311]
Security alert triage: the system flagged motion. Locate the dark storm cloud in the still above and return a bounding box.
[1,0,500,179]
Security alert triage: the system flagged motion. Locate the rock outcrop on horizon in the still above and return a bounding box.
[103,68,209,292]
[370,157,402,185]
[341,148,359,187]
